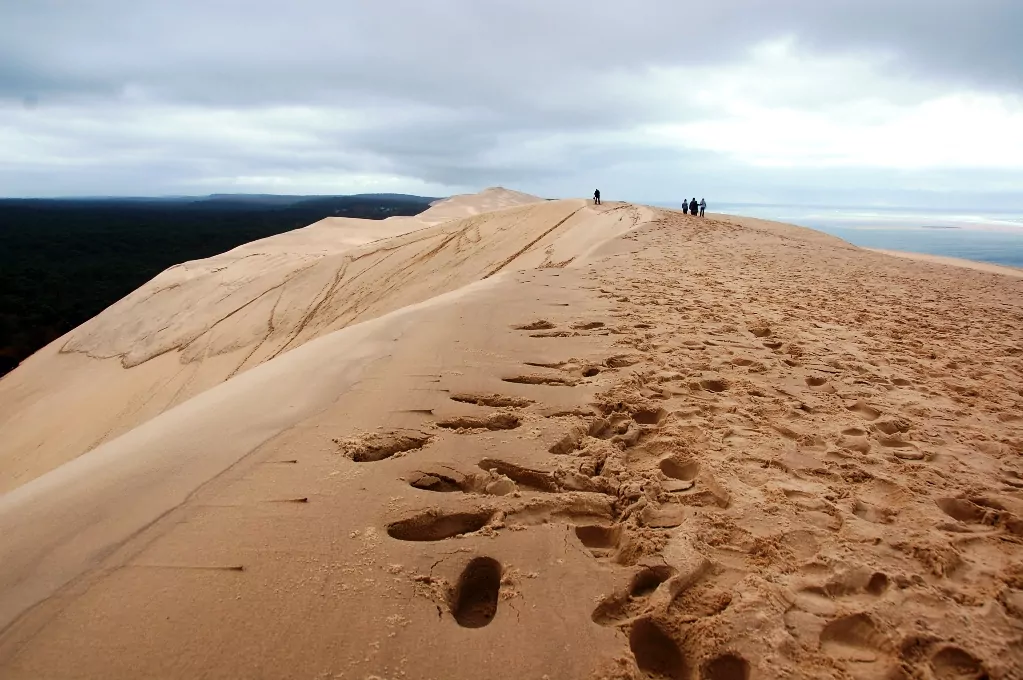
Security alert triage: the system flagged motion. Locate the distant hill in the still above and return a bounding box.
[0,194,437,376]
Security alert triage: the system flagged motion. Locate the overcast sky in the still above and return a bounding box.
[2,0,1022,205]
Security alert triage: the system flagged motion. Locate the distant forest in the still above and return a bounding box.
[0,194,435,377]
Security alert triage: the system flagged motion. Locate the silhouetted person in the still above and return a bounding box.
[682,200,688,215]
[593,189,601,205]
[689,198,698,215]
[699,198,706,217]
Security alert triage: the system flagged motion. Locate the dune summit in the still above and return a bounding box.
[1,190,1022,679]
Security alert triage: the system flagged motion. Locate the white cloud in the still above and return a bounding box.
[637,41,1023,171]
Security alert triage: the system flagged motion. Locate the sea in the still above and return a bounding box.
[694,203,1023,268]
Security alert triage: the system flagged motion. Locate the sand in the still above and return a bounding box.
[1,195,1022,679]
[870,249,1023,278]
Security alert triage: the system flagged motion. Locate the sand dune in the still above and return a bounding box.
[1,193,1022,679]
[0,190,645,492]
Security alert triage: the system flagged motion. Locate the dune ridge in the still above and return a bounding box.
[0,190,646,492]
[1,192,1021,679]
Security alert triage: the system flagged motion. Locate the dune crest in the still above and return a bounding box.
[0,193,647,491]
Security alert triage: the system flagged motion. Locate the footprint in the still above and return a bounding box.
[935,497,1023,536]
[701,654,750,680]
[852,499,895,524]
[659,456,700,492]
[513,320,555,331]
[629,566,676,598]
[386,509,493,541]
[633,407,668,425]
[575,523,622,558]
[805,376,835,393]
[334,430,431,462]
[820,613,892,665]
[699,377,729,392]
[478,459,559,492]
[450,393,533,408]
[450,557,502,628]
[872,418,910,435]
[929,646,986,680]
[936,498,991,525]
[592,566,675,626]
[572,321,605,330]
[524,360,567,369]
[408,469,468,493]
[530,330,575,338]
[502,374,578,386]
[846,401,881,421]
[875,434,923,459]
[808,569,890,599]
[437,413,521,431]
[1002,469,1023,489]
[629,618,687,679]
[606,354,643,368]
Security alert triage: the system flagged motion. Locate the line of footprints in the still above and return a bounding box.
[330,317,748,679]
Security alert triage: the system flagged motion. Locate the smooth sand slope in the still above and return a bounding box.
[0,188,632,492]
[1,196,1022,679]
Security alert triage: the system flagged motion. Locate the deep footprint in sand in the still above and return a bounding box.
[575,523,622,558]
[437,413,521,431]
[450,393,533,408]
[702,654,751,680]
[450,557,502,628]
[478,458,560,492]
[629,618,687,679]
[592,566,676,626]
[334,430,432,462]
[407,469,470,493]
[512,320,555,331]
[502,374,578,386]
[386,509,493,541]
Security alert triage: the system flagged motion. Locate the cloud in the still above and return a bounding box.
[0,0,1021,203]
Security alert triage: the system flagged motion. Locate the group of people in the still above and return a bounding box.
[683,197,706,217]
[593,189,706,217]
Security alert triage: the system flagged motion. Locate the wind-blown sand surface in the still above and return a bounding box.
[1,193,1022,679]
[870,249,1023,278]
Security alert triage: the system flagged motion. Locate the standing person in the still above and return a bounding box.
[682,199,688,215]
[699,198,706,217]
[689,197,698,215]
[593,189,601,205]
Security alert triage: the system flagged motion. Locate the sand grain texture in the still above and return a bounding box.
[1,195,1022,679]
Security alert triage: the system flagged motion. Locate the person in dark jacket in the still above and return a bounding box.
[682,199,688,215]
[593,189,601,205]
[689,198,698,215]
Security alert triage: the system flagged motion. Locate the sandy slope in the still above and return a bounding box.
[0,188,632,492]
[869,249,1023,278]
[1,199,1022,679]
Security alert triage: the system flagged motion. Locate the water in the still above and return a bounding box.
[706,203,1023,268]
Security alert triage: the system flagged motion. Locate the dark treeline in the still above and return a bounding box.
[0,194,436,377]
